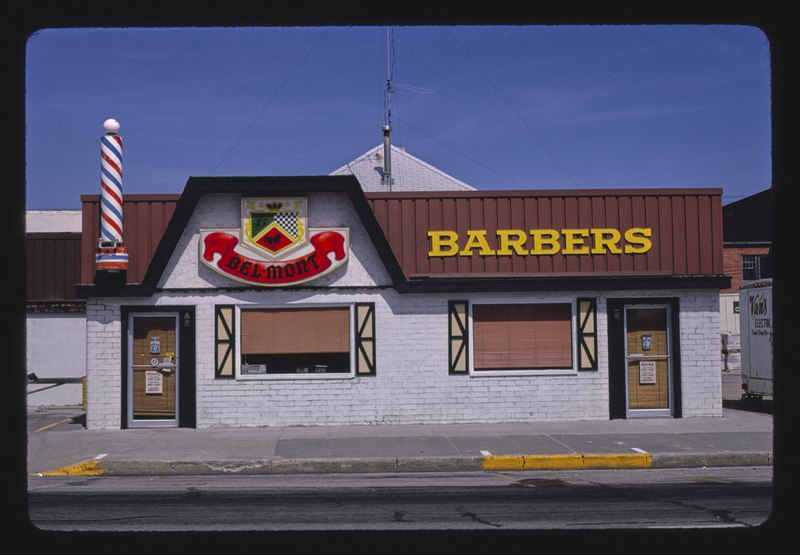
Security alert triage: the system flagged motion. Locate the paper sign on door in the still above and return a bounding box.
[639,360,657,384]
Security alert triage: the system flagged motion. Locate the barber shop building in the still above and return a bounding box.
[77,172,729,429]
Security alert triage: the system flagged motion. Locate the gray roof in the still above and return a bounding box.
[26,210,83,233]
[330,144,475,192]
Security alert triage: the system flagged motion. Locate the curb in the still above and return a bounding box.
[32,452,773,477]
[34,459,106,477]
[100,456,486,476]
[482,453,652,471]
[651,451,772,468]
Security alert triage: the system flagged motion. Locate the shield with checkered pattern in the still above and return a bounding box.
[241,198,307,258]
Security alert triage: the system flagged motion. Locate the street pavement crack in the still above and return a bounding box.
[543,433,578,453]
[393,510,410,522]
[668,499,753,527]
[443,434,462,456]
[184,487,202,500]
[461,511,502,528]
[36,514,165,524]
[64,477,104,487]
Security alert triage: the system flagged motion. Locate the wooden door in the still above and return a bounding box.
[625,306,672,415]
[129,314,178,424]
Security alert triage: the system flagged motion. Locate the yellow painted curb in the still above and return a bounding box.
[520,454,586,470]
[582,453,652,469]
[34,417,74,433]
[481,455,525,471]
[482,452,652,471]
[35,459,107,477]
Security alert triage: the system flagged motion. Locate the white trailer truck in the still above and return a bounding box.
[738,279,773,403]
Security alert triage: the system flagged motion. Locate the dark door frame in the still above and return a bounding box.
[121,305,196,429]
[607,298,682,419]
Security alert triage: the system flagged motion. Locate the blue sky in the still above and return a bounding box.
[25,25,772,209]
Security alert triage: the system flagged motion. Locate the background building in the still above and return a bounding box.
[25,210,85,407]
[718,189,772,378]
[723,188,773,282]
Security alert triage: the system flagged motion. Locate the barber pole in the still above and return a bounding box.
[95,119,129,271]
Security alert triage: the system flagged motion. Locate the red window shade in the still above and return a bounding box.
[241,307,350,355]
[473,304,573,370]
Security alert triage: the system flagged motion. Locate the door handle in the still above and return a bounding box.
[132,364,177,370]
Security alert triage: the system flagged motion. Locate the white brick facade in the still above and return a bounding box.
[86,302,123,429]
[85,292,723,429]
[676,292,724,416]
[84,191,723,429]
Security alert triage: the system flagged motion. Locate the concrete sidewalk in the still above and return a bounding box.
[26,406,773,477]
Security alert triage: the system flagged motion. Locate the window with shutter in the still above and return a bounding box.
[239,306,351,375]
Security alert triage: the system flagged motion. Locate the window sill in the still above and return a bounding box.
[469,369,578,378]
[235,372,355,381]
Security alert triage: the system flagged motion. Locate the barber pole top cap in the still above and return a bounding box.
[103,119,120,134]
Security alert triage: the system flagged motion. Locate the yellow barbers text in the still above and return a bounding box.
[427,228,652,257]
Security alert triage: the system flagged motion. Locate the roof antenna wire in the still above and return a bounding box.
[382,26,395,189]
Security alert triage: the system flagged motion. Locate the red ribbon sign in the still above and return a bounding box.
[202,231,347,286]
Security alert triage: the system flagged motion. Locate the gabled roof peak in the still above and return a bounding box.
[331,144,475,193]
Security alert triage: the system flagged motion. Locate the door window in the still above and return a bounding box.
[129,314,178,425]
[625,306,672,415]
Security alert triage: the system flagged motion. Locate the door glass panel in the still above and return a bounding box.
[131,316,177,420]
[626,307,670,412]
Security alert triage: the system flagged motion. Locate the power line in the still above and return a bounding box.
[447,29,581,188]
[397,115,522,187]
[385,26,395,129]
[376,27,386,147]
[210,29,328,176]
[383,28,519,187]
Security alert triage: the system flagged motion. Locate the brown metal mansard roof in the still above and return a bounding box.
[367,189,726,279]
[75,176,729,297]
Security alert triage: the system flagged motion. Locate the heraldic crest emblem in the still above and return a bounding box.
[200,197,350,287]
[242,198,306,259]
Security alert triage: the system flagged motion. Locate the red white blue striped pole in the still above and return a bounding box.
[95,119,128,272]
[100,119,123,243]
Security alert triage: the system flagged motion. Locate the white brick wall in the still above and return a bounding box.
[83,190,723,429]
[677,292,723,416]
[85,288,722,429]
[86,302,123,429]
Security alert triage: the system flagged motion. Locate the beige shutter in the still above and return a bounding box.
[449,301,469,374]
[215,305,235,378]
[578,298,598,371]
[355,303,376,375]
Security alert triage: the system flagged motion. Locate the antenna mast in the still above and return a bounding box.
[382,27,394,189]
